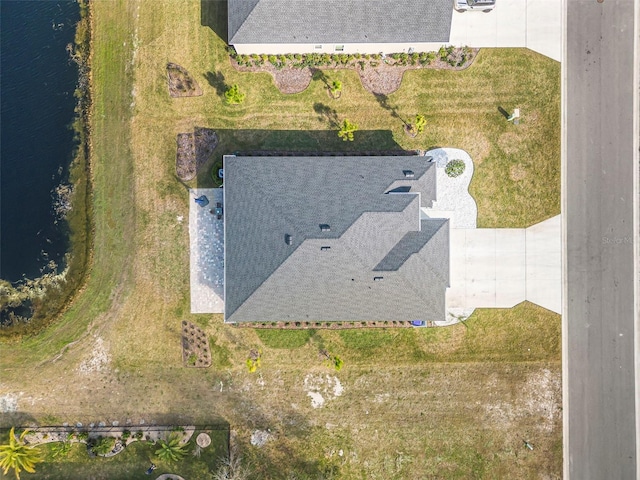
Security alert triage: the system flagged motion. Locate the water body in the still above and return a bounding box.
[1,1,80,283]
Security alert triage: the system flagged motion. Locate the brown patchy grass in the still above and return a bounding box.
[0,1,561,478]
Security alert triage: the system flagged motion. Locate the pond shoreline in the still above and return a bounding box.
[0,0,93,339]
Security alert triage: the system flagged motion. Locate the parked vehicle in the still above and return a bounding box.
[454,0,497,12]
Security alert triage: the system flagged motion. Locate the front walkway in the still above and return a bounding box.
[449,0,561,62]
[446,215,562,315]
[189,188,224,313]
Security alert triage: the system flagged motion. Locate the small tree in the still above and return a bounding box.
[412,114,426,134]
[155,433,187,463]
[329,80,342,97]
[337,119,358,142]
[224,84,245,105]
[0,428,42,480]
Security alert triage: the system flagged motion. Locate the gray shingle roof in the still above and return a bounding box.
[223,155,449,323]
[228,0,453,45]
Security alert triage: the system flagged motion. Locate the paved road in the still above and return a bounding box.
[564,0,638,478]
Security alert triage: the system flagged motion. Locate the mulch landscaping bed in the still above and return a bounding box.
[167,62,203,97]
[235,320,435,329]
[181,321,212,367]
[175,127,218,181]
[230,48,478,95]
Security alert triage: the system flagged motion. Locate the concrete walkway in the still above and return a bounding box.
[189,188,224,313]
[446,215,561,315]
[449,0,561,62]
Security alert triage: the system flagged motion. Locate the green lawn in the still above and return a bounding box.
[0,1,562,479]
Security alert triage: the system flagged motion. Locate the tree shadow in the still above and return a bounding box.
[313,103,339,129]
[204,71,229,97]
[497,106,510,119]
[375,94,408,126]
[200,0,228,42]
[311,68,330,88]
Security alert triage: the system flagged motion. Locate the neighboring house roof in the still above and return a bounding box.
[223,155,450,323]
[228,0,453,46]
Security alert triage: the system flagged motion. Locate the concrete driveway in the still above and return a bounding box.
[449,0,561,62]
[446,215,561,314]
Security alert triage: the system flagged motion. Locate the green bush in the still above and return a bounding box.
[50,441,72,459]
[445,159,466,178]
[121,430,131,441]
[224,84,245,105]
[91,436,115,456]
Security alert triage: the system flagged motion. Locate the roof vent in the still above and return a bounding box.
[373,276,384,281]
[285,234,293,245]
[320,246,331,251]
[320,224,331,232]
[403,170,415,178]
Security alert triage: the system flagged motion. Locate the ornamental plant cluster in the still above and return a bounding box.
[229,47,472,70]
[445,159,466,178]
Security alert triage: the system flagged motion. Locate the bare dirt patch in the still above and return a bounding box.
[510,164,528,181]
[78,336,111,374]
[166,62,202,97]
[303,374,345,409]
[175,127,218,181]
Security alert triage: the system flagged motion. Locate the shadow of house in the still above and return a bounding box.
[194,128,411,188]
[200,0,228,42]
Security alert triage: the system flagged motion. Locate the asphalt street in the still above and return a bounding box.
[564,0,638,478]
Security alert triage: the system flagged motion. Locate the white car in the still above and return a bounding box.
[454,0,497,12]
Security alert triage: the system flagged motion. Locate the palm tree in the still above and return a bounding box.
[329,80,342,98]
[0,428,42,480]
[155,433,187,463]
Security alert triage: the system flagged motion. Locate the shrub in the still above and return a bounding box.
[411,114,427,134]
[77,431,88,441]
[268,55,277,65]
[329,80,342,96]
[224,84,246,105]
[445,159,466,178]
[135,431,144,440]
[121,430,131,441]
[92,436,115,456]
[337,119,358,142]
[333,356,344,371]
[438,46,448,61]
[50,441,72,459]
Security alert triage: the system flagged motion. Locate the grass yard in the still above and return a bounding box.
[0,1,561,478]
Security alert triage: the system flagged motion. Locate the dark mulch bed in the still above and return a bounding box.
[175,127,218,181]
[230,48,478,95]
[181,321,211,367]
[167,62,203,97]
